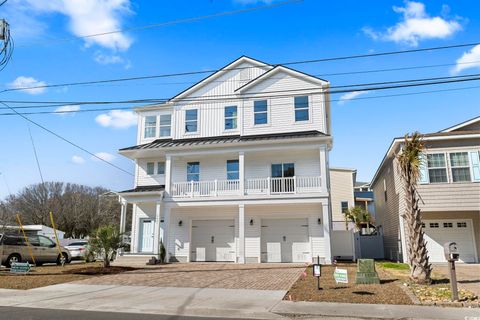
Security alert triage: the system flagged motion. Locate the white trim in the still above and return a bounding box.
[440,116,480,133]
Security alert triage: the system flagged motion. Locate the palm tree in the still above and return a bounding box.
[396,132,432,284]
[88,225,123,268]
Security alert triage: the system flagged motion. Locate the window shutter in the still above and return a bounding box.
[469,151,480,182]
[418,153,429,184]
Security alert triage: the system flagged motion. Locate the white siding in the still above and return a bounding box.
[136,159,166,187]
[329,169,355,229]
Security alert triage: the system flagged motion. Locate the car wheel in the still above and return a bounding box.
[86,253,95,263]
[57,252,68,265]
[6,254,21,268]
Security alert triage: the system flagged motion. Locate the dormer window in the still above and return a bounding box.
[185,109,198,133]
[144,116,157,138]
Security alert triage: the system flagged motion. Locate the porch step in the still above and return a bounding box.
[112,254,156,267]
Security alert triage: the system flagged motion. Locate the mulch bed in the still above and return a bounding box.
[63,266,137,275]
[0,263,137,290]
[285,263,413,305]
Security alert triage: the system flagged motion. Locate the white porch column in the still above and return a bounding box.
[322,202,332,264]
[165,155,172,195]
[130,203,137,253]
[238,204,245,263]
[239,152,245,195]
[163,206,171,262]
[119,200,127,234]
[319,145,328,193]
[153,201,162,257]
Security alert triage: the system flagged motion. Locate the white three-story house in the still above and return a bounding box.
[118,56,333,264]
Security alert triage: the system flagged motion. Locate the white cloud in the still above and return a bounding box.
[363,1,462,47]
[338,91,369,105]
[92,152,116,162]
[95,110,137,129]
[71,155,85,164]
[8,76,46,95]
[451,44,480,74]
[11,0,133,51]
[54,105,81,115]
[93,51,131,68]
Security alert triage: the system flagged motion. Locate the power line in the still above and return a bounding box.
[2,73,480,109]
[3,41,480,94]
[17,0,302,48]
[0,102,133,176]
[1,80,480,116]
[27,124,45,184]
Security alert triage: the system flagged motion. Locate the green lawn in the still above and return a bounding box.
[377,261,410,270]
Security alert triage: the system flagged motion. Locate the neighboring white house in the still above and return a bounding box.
[117,56,333,264]
[371,116,480,263]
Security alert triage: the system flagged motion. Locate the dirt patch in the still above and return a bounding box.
[285,263,412,305]
[0,262,135,290]
[63,266,136,275]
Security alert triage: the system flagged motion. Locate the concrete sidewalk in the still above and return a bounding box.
[0,284,478,320]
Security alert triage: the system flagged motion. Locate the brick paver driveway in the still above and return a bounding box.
[76,263,306,290]
[433,263,480,296]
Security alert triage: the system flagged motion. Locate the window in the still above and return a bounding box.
[159,114,171,137]
[341,201,349,214]
[427,153,448,183]
[450,152,471,182]
[457,222,467,228]
[429,222,439,228]
[144,116,157,138]
[38,235,55,247]
[185,109,198,133]
[146,162,154,175]
[443,222,453,228]
[226,160,239,180]
[271,163,295,178]
[421,223,426,228]
[294,96,309,122]
[224,106,237,130]
[254,100,268,125]
[187,162,200,181]
[157,162,165,175]
[383,179,388,202]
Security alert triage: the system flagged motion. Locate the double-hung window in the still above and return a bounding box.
[294,96,309,122]
[341,201,349,214]
[144,116,157,138]
[226,160,239,180]
[159,114,171,137]
[450,152,471,182]
[427,153,448,183]
[157,162,165,175]
[224,106,237,130]
[185,109,198,133]
[253,100,268,125]
[187,162,200,181]
[146,162,155,175]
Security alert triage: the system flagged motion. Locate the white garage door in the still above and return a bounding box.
[261,218,310,263]
[191,220,235,262]
[423,219,477,263]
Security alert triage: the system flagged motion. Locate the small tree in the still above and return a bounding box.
[344,206,373,230]
[88,225,122,268]
[159,240,166,264]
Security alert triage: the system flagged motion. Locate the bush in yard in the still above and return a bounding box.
[159,240,166,264]
[88,225,122,268]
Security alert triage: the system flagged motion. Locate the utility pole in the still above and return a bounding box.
[0,1,13,71]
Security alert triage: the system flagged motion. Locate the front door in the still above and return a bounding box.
[139,219,155,253]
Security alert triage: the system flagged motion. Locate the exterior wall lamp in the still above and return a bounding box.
[250,219,254,226]
[178,220,183,227]
[318,218,321,225]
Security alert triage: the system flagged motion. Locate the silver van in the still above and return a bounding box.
[0,234,71,267]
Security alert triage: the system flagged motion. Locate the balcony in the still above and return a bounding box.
[170,176,322,198]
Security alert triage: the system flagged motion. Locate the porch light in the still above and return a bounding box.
[249,219,254,226]
[317,218,321,225]
[178,220,183,227]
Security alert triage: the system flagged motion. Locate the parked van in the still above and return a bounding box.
[0,233,71,267]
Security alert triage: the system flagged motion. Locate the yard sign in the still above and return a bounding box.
[333,268,348,284]
[10,262,31,274]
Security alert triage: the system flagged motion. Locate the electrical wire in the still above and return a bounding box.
[0,102,133,176]
[3,41,480,94]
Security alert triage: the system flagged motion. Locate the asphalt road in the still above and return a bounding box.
[0,306,252,320]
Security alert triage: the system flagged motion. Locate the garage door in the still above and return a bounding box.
[423,219,477,263]
[191,220,235,262]
[261,218,310,263]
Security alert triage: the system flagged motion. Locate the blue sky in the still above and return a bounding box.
[0,0,479,197]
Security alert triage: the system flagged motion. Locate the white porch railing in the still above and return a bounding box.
[171,176,321,198]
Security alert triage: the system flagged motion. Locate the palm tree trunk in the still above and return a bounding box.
[401,167,432,284]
